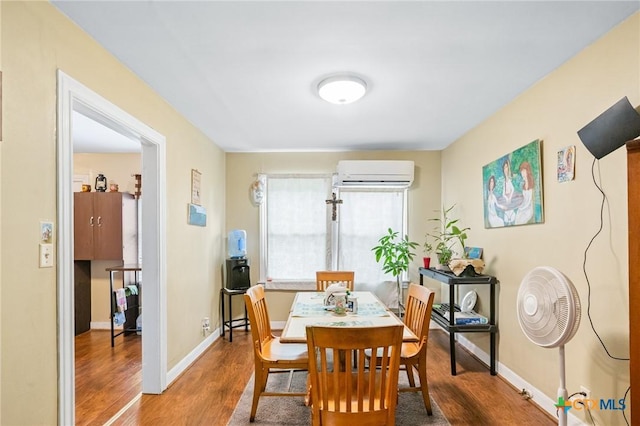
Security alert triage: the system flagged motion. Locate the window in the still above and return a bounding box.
[259,174,408,290]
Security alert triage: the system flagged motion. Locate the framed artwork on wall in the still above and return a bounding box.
[187,203,207,227]
[557,145,575,183]
[482,139,544,228]
[191,169,201,205]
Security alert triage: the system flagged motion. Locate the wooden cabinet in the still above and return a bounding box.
[74,192,123,260]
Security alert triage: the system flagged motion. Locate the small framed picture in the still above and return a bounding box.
[464,247,483,259]
[557,145,575,183]
[191,169,201,205]
[187,203,207,227]
[40,221,54,244]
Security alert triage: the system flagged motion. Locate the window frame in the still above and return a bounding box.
[258,173,410,289]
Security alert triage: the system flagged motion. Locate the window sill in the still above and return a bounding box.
[260,280,316,292]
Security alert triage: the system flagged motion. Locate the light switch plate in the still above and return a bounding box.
[39,243,53,268]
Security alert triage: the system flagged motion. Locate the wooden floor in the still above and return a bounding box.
[75,330,142,426]
[76,329,554,425]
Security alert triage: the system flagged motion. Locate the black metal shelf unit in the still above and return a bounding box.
[419,267,498,375]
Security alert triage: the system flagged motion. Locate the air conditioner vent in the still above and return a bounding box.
[336,160,414,188]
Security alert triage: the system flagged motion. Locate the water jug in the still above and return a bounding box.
[228,229,247,258]
[136,313,142,336]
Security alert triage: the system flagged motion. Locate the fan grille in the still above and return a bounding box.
[517,266,581,348]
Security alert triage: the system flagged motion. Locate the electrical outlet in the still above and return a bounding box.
[580,386,591,400]
[202,317,210,335]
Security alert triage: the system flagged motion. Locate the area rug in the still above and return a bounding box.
[227,370,450,425]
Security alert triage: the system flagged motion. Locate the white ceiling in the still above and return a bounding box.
[73,111,141,153]
[53,1,639,153]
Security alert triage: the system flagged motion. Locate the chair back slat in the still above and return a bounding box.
[404,284,435,348]
[316,271,355,291]
[244,285,273,352]
[306,325,403,425]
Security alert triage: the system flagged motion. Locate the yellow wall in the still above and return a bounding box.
[440,13,638,424]
[225,151,442,319]
[1,3,225,424]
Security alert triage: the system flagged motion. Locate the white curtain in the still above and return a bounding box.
[263,177,407,304]
[338,190,405,306]
[266,176,330,280]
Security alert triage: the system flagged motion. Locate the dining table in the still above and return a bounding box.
[280,290,418,343]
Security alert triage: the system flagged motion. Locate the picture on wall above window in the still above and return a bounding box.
[482,139,544,228]
[557,145,575,183]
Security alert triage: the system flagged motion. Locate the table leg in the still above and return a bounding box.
[490,332,496,375]
[110,271,115,348]
[449,284,456,375]
[244,304,248,331]
[490,282,497,375]
[228,292,233,342]
[220,289,225,338]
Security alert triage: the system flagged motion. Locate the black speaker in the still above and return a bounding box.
[225,258,250,290]
[577,97,640,159]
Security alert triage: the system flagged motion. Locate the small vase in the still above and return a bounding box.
[333,293,347,315]
[423,257,431,268]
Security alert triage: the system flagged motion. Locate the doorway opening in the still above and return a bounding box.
[57,70,167,425]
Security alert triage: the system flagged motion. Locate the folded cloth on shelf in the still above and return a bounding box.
[324,282,347,306]
[115,288,128,313]
[114,311,126,326]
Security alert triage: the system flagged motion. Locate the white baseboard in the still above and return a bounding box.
[91,321,121,330]
[453,332,582,425]
[167,328,221,385]
[272,321,286,330]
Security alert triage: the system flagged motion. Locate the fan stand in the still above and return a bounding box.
[558,345,568,426]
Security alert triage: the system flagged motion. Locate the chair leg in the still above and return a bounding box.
[416,361,432,415]
[405,363,416,387]
[250,367,267,422]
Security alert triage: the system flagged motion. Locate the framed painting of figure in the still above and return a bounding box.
[482,139,544,228]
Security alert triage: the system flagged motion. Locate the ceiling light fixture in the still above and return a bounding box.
[318,74,367,105]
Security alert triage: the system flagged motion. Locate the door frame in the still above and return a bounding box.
[56,70,167,425]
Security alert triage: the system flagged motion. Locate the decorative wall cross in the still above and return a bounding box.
[325,192,343,221]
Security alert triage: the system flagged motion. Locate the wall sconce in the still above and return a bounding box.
[577,96,640,159]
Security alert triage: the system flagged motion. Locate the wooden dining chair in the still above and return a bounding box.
[398,283,436,415]
[315,271,355,291]
[244,284,309,422]
[305,324,404,426]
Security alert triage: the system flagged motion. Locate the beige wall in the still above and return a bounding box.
[225,151,442,319]
[74,153,142,323]
[1,3,225,424]
[440,13,638,425]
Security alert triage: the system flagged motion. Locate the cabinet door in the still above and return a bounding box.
[74,260,91,335]
[74,193,95,260]
[94,192,123,260]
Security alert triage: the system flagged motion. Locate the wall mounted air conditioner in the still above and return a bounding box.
[336,160,414,187]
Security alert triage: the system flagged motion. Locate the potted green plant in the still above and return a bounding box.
[427,204,470,269]
[372,228,419,314]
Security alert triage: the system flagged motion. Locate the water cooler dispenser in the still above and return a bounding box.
[221,230,250,341]
[225,257,250,290]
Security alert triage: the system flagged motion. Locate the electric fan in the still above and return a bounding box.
[517,266,581,426]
